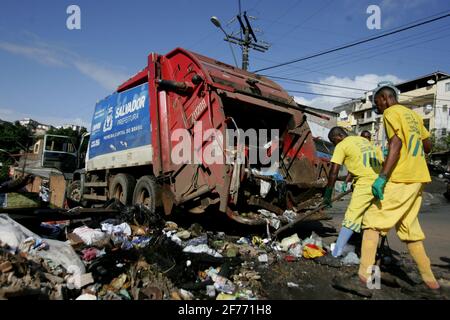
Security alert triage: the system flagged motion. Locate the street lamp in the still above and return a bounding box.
[210,16,239,68]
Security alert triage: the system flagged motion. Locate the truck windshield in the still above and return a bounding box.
[45,136,76,153]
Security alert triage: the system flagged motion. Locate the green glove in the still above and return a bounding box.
[372,175,387,200]
[341,183,347,193]
[323,187,333,208]
[382,147,389,158]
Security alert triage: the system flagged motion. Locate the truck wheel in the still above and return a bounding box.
[110,174,136,205]
[67,180,82,202]
[133,176,161,213]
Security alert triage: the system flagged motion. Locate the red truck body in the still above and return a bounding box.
[79,48,330,225]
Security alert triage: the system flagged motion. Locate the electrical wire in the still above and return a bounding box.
[253,11,450,72]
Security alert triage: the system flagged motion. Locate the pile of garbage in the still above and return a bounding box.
[0,209,269,300]
[0,203,363,300]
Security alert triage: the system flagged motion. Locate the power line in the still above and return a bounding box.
[275,75,450,104]
[286,89,358,100]
[270,0,334,45]
[266,75,367,92]
[269,22,450,78]
[253,11,450,73]
[274,25,450,78]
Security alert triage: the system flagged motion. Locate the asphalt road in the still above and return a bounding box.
[329,190,450,266]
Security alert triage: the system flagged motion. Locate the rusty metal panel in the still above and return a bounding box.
[30,176,43,193]
[49,174,66,208]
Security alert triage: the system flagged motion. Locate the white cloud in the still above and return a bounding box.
[0,42,65,67]
[0,39,129,90]
[73,60,130,91]
[293,73,404,110]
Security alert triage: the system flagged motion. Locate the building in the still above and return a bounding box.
[297,104,338,141]
[19,118,54,136]
[56,124,82,132]
[333,71,450,146]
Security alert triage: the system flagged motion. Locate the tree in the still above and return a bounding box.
[430,129,450,153]
[0,122,32,181]
[46,126,87,147]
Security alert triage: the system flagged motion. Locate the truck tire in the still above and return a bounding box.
[66,180,90,208]
[133,176,161,213]
[110,174,136,205]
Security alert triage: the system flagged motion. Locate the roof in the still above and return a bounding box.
[395,71,450,93]
[296,103,339,117]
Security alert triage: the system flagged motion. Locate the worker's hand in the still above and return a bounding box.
[341,183,347,193]
[323,187,333,208]
[372,175,387,200]
[382,147,389,158]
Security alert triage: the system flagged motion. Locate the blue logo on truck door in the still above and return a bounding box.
[89,83,150,159]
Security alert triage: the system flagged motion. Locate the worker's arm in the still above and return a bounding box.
[326,162,341,188]
[380,135,402,177]
[372,135,401,200]
[323,162,341,207]
[423,138,432,154]
[345,173,353,184]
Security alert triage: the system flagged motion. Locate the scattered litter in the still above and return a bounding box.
[280,234,301,252]
[101,222,132,237]
[183,244,223,258]
[206,285,216,297]
[186,234,208,247]
[179,289,194,300]
[260,180,271,198]
[237,237,251,245]
[81,248,106,261]
[258,209,281,229]
[283,210,297,223]
[287,282,299,288]
[216,293,236,300]
[258,254,268,263]
[303,244,325,259]
[72,226,108,246]
[287,243,303,258]
[176,230,191,240]
[302,232,323,249]
[76,293,97,300]
[207,268,236,294]
[342,252,360,265]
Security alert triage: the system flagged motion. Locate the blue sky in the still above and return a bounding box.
[0,0,449,127]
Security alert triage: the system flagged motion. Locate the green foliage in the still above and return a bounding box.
[0,122,31,181]
[46,126,87,146]
[430,129,450,152]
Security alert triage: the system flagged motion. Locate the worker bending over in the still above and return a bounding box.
[323,127,383,260]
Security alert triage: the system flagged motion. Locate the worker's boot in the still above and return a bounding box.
[407,241,440,290]
[358,229,379,283]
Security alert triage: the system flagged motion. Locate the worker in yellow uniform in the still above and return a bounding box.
[358,81,440,290]
[321,127,383,265]
[340,130,382,194]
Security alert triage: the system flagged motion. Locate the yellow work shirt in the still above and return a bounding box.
[331,136,383,185]
[383,104,431,183]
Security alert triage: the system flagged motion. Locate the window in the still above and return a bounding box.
[366,111,372,119]
[423,119,430,131]
[446,82,450,92]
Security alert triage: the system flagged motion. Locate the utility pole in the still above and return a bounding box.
[211,10,269,70]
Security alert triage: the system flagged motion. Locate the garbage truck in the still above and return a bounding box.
[65,48,330,225]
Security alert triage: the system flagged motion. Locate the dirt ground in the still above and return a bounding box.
[2,185,449,300]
